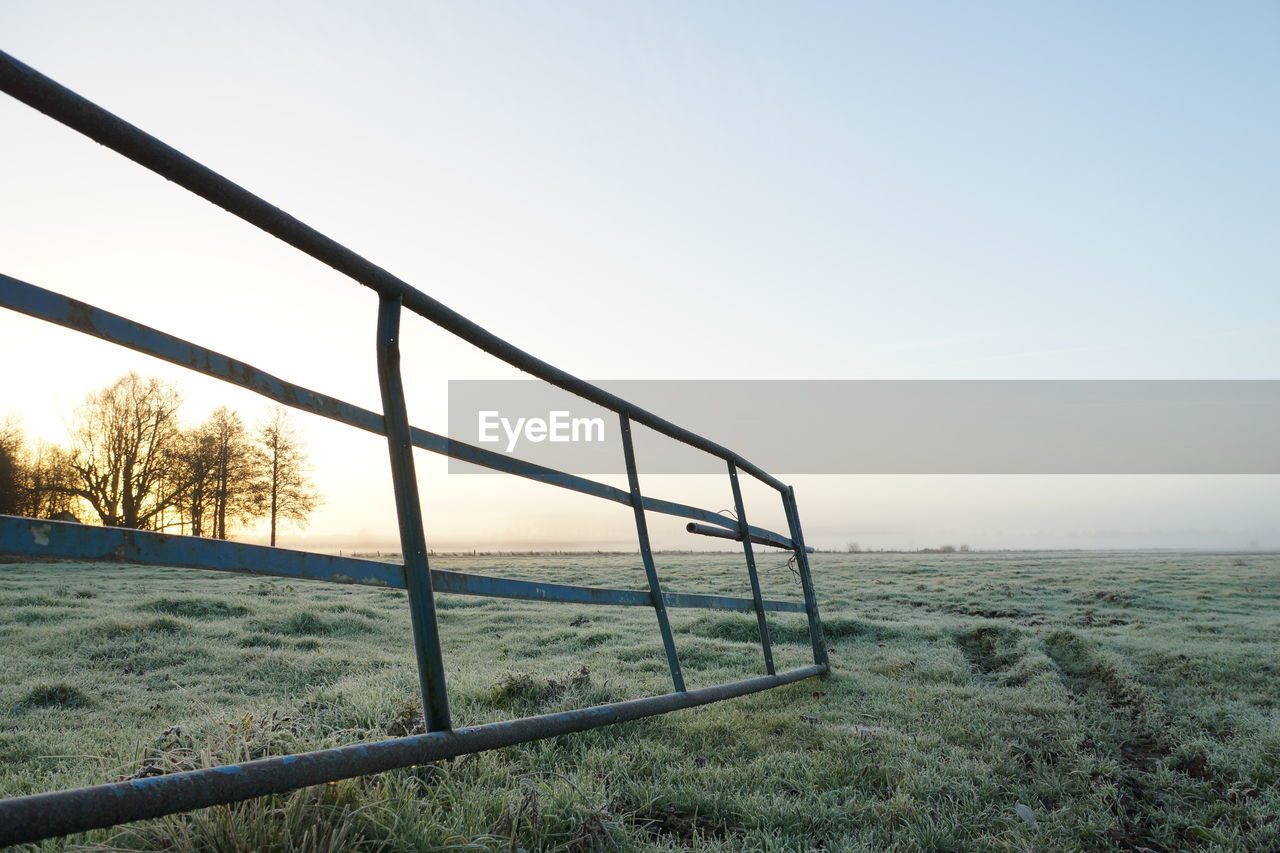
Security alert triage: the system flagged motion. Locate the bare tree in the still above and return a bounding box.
[2,417,84,520]
[256,407,319,546]
[169,424,219,536]
[62,372,186,529]
[23,442,81,520]
[0,415,23,515]
[202,407,264,540]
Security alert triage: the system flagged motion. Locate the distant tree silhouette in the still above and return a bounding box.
[4,375,323,540]
[23,442,80,519]
[61,373,186,528]
[203,407,264,539]
[170,423,220,536]
[256,407,319,546]
[0,416,80,519]
[0,416,22,515]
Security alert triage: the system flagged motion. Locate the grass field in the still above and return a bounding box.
[2,550,1279,852]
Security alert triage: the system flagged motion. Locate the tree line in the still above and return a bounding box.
[0,372,319,544]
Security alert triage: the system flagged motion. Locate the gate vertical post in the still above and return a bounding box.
[376,294,452,731]
[781,485,828,669]
[727,462,775,675]
[619,413,685,693]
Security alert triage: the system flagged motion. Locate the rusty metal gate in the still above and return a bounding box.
[0,50,828,845]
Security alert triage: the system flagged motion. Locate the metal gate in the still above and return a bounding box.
[0,50,828,845]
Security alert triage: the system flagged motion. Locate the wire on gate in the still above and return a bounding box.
[714,506,802,586]
[766,553,801,586]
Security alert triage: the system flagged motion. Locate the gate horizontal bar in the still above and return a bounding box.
[0,50,789,494]
[0,515,405,588]
[416,425,794,548]
[640,494,793,548]
[0,515,805,613]
[0,663,825,845]
[0,273,386,435]
[0,274,797,550]
[430,565,806,613]
[685,521,815,553]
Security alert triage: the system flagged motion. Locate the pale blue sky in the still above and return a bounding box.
[2,2,1277,550]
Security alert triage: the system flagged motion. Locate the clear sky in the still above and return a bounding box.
[2,1,1277,551]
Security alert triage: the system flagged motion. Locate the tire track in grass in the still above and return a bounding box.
[954,624,1025,678]
[1042,632,1275,850]
[1043,630,1178,851]
[953,623,1049,688]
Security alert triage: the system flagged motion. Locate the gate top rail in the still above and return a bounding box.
[0,49,788,494]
